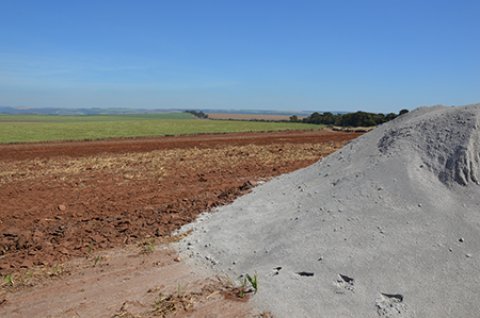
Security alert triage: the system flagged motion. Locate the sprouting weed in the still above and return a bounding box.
[246,273,258,294]
[2,274,14,287]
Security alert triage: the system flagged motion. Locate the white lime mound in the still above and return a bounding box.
[378,106,480,186]
[177,105,480,318]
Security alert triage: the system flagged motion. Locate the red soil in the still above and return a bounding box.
[0,130,361,273]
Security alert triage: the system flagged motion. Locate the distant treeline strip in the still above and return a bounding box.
[293,109,409,127]
[187,109,410,127]
[185,110,208,118]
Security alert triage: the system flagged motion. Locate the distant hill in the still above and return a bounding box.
[0,106,184,115]
[0,106,347,116]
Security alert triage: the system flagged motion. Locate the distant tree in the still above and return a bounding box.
[302,109,403,127]
[385,113,398,121]
[321,112,336,125]
[185,110,208,119]
[399,109,409,116]
[289,115,299,122]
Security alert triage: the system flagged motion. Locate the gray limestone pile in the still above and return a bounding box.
[177,104,480,318]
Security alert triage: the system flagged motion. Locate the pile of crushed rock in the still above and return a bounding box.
[177,105,480,317]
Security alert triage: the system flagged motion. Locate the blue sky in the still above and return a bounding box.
[0,0,479,112]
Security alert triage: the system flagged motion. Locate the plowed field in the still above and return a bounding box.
[0,129,361,273]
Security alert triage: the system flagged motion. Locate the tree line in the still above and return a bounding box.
[293,109,409,127]
[185,110,208,119]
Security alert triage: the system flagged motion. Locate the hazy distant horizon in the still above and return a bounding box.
[0,104,349,116]
[1,1,479,113]
[2,102,479,117]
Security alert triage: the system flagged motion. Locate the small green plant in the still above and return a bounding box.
[246,273,258,294]
[238,282,247,298]
[3,274,14,287]
[237,272,258,298]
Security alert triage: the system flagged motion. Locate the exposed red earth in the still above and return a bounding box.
[0,129,358,161]
[0,129,361,317]
[0,129,360,272]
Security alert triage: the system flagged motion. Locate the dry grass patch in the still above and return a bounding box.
[0,263,67,291]
[0,143,339,185]
[112,275,261,318]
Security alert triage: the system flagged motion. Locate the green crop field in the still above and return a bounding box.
[0,113,324,143]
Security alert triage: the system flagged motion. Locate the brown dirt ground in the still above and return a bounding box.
[0,129,360,317]
[0,245,258,318]
[0,129,360,273]
[0,129,354,161]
